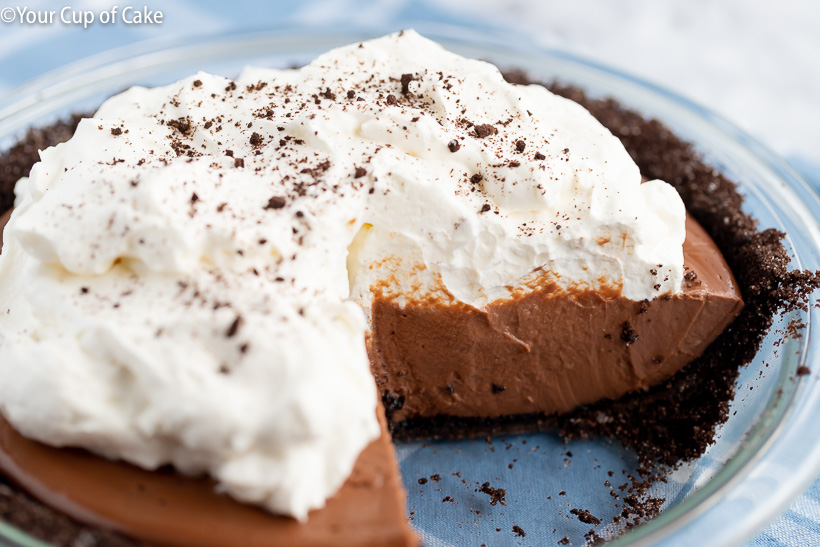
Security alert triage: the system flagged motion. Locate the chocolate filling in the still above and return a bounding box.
[0,72,817,546]
[371,215,742,426]
[0,411,413,547]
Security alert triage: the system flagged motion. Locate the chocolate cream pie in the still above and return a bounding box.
[0,31,815,546]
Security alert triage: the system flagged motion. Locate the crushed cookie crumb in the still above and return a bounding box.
[478,482,506,506]
[265,196,286,210]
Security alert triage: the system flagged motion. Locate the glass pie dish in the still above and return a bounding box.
[0,24,818,547]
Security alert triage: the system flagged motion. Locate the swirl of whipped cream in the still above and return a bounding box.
[0,30,685,518]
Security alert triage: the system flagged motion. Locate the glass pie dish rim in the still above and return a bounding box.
[0,23,818,547]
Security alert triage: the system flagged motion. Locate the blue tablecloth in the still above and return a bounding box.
[1,1,818,545]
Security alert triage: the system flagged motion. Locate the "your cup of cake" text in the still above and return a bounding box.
[0,6,163,27]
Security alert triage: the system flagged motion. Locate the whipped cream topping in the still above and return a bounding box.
[0,30,685,518]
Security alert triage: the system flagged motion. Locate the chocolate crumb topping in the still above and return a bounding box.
[400,73,415,96]
[448,140,461,153]
[226,316,242,338]
[620,322,639,345]
[265,196,286,210]
[474,124,497,139]
[478,482,506,506]
[354,166,367,178]
[110,127,123,136]
[166,118,191,135]
[512,525,526,537]
[570,508,602,526]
